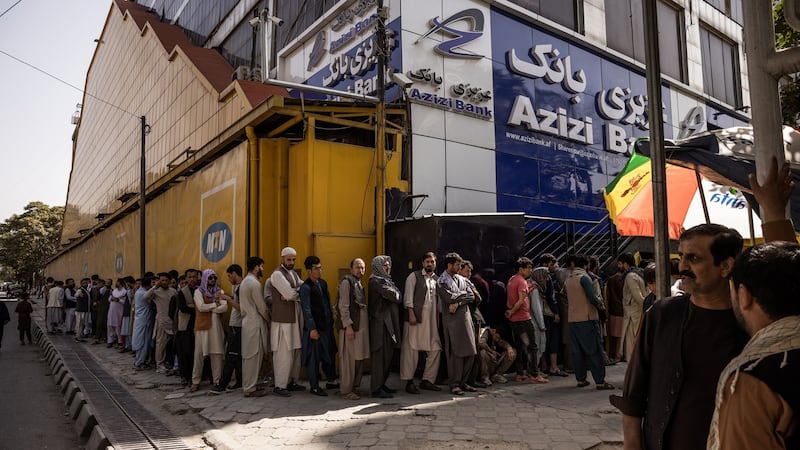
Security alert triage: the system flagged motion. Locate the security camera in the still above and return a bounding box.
[267,15,284,26]
[391,72,414,89]
[248,17,260,27]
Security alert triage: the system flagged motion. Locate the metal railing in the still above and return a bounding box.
[523,214,635,272]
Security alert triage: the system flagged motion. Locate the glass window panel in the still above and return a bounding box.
[605,0,635,58]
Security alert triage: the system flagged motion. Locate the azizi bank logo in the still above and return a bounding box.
[416,8,485,59]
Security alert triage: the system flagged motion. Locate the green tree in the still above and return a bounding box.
[0,202,64,285]
[775,0,800,127]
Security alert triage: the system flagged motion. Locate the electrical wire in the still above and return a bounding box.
[0,49,139,119]
[0,0,22,19]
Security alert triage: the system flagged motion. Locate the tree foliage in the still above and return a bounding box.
[0,202,63,285]
[775,0,800,128]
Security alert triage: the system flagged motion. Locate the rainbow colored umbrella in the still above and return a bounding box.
[604,153,761,239]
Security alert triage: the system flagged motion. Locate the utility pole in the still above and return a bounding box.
[140,116,147,278]
[375,0,388,255]
[642,0,671,298]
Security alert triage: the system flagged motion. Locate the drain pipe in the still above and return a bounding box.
[246,126,259,257]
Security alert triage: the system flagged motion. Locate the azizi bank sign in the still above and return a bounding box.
[283,0,403,101]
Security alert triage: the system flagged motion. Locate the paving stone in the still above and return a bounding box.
[203,410,236,422]
[378,431,405,440]
[426,432,454,441]
[347,437,379,447]
[164,392,185,400]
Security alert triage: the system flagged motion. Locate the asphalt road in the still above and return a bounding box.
[0,298,84,449]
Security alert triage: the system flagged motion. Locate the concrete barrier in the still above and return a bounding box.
[68,392,87,420]
[85,425,111,450]
[74,403,97,438]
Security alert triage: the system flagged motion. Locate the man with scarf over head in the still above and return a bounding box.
[368,255,402,398]
[190,269,228,392]
[707,241,800,449]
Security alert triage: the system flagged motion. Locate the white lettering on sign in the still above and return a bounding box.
[322,30,397,87]
[508,46,587,102]
[595,87,648,130]
[206,229,227,255]
[507,95,593,144]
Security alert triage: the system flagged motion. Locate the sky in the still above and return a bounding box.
[0,0,111,222]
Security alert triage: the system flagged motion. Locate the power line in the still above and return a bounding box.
[0,48,138,118]
[0,0,22,20]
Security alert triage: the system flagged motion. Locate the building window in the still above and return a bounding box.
[508,0,582,31]
[605,0,687,82]
[699,26,741,106]
[703,0,743,25]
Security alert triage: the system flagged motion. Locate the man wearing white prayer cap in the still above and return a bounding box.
[269,246,306,396]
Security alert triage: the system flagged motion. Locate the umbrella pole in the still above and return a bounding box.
[747,203,757,246]
[696,170,710,224]
[643,0,671,299]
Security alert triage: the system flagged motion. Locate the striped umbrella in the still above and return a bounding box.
[604,153,761,239]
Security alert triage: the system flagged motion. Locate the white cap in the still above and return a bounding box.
[280,247,297,257]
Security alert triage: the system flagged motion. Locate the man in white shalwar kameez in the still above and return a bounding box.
[270,247,305,397]
[400,251,443,394]
[240,256,270,397]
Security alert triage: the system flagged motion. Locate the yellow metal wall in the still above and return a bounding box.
[47,145,247,293]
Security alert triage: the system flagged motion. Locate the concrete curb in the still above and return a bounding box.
[32,317,113,450]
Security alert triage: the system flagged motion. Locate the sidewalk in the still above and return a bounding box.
[37,301,624,449]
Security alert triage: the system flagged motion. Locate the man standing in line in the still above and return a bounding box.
[300,256,338,396]
[212,264,245,393]
[610,224,747,450]
[191,269,228,392]
[74,278,91,342]
[46,280,65,334]
[400,251,443,395]
[565,255,613,390]
[617,253,646,361]
[239,257,270,398]
[506,257,549,384]
[437,252,479,395]
[532,253,567,377]
[132,276,154,370]
[270,247,306,397]
[368,255,402,398]
[707,241,800,449]
[146,273,178,374]
[336,258,369,400]
[64,278,77,335]
[175,269,198,386]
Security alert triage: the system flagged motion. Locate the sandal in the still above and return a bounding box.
[596,382,615,390]
[190,384,199,392]
[549,369,569,377]
[576,380,590,388]
[343,391,361,400]
[450,387,464,396]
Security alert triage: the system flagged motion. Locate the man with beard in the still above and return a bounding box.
[610,224,748,450]
[191,269,228,392]
[617,253,646,362]
[175,269,198,386]
[300,256,338,396]
[336,258,369,400]
[270,247,305,397]
[368,255,402,398]
[438,252,479,395]
[64,278,77,335]
[238,257,270,398]
[400,252,443,395]
[707,241,800,449]
[212,265,245,393]
[146,273,177,374]
[74,278,91,342]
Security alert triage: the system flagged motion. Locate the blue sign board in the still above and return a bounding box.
[300,18,403,102]
[490,7,673,221]
[202,222,232,263]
